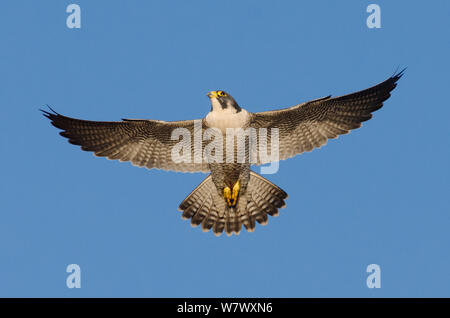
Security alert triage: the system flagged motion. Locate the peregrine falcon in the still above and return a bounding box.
[42,70,404,236]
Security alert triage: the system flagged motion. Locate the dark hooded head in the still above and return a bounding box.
[207,90,241,113]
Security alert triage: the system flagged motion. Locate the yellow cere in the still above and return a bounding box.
[207,90,227,99]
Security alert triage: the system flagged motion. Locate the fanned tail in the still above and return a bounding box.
[178,171,288,236]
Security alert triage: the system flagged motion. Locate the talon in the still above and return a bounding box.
[224,186,232,207]
[224,181,240,207]
[231,180,240,207]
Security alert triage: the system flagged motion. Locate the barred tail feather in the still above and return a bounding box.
[178,171,288,236]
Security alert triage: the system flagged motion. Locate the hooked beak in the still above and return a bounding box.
[207,91,218,99]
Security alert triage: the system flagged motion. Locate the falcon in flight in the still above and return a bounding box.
[42,70,404,236]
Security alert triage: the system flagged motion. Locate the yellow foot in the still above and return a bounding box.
[224,181,240,207]
[224,186,232,207]
[231,181,240,207]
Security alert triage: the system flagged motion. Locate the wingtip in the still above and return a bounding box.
[393,66,407,80]
[40,105,59,118]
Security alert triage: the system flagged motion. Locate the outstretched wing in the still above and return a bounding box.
[250,69,404,163]
[42,108,209,173]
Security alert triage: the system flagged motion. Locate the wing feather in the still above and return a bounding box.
[42,108,209,173]
[250,69,404,163]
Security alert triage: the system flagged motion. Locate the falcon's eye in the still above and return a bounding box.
[217,91,226,97]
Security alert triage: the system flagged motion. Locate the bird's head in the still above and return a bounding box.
[207,90,241,113]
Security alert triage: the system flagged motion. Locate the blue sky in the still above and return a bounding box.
[0,1,449,297]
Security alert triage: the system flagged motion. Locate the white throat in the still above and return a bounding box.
[210,97,224,112]
[205,101,250,132]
